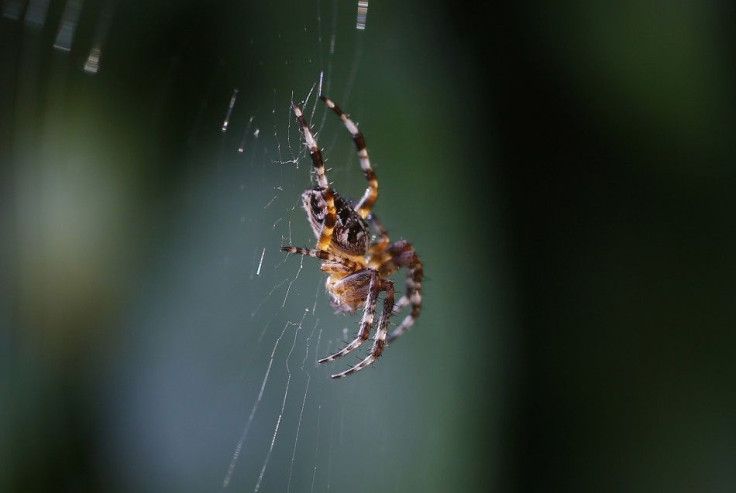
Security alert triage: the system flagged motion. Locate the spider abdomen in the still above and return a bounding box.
[325,269,374,312]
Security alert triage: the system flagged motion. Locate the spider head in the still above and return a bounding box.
[302,188,369,257]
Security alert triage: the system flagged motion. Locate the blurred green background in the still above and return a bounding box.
[2,1,735,492]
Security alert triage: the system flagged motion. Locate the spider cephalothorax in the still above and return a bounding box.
[282,96,423,379]
[301,190,369,258]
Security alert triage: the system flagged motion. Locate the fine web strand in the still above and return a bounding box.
[223,320,292,489]
[249,277,288,318]
[250,224,302,318]
[310,401,322,493]
[287,318,319,492]
[238,115,255,153]
[263,186,283,209]
[281,227,304,308]
[340,35,364,106]
[253,311,306,492]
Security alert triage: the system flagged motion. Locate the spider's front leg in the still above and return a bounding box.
[292,102,337,250]
[321,96,378,219]
[366,213,390,251]
[280,246,360,271]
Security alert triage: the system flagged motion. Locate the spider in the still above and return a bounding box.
[282,96,423,379]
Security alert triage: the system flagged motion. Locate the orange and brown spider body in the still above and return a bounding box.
[282,96,423,379]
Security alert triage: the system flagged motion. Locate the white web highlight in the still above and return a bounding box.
[253,310,306,492]
[223,320,292,489]
[287,319,319,492]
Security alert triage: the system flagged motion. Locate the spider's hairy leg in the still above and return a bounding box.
[366,213,390,252]
[320,96,378,220]
[331,280,395,379]
[281,246,360,270]
[292,102,336,250]
[318,270,380,367]
[376,240,423,344]
[291,103,328,189]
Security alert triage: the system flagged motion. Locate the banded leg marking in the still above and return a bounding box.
[367,213,390,251]
[380,241,423,344]
[331,280,395,379]
[281,246,360,270]
[292,102,336,250]
[320,96,378,219]
[318,271,380,365]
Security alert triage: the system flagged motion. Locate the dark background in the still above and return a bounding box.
[472,4,736,491]
[2,1,736,492]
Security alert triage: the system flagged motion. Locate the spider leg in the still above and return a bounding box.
[331,280,395,379]
[366,213,390,251]
[292,103,337,250]
[318,270,380,366]
[281,246,360,271]
[320,96,378,220]
[376,240,423,344]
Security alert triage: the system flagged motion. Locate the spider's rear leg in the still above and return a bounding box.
[331,279,395,379]
[377,240,423,344]
[318,269,380,366]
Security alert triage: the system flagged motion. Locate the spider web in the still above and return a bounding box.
[1,1,505,492]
